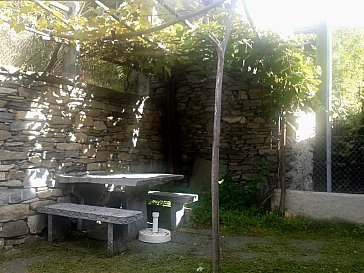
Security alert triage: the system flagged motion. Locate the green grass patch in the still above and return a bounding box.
[1,231,364,273]
[1,190,364,273]
[188,191,364,239]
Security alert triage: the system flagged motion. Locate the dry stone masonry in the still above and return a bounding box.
[175,68,277,186]
[0,75,164,248]
[0,67,283,249]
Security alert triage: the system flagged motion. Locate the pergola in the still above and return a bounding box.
[1,1,257,272]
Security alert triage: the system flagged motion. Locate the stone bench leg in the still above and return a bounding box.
[48,215,71,242]
[107,223,128,257]
[170,203,186,230]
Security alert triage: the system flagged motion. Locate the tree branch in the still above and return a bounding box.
[43,43,62,73]
[220,0,237,52]
[242,0,260,39]
[156,0,196,30]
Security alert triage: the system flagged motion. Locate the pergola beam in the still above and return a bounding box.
[36,0,225,42]
[94,1,161,48]
[48,1,71,13]
[35,1,69,25]
[102,0,226,40]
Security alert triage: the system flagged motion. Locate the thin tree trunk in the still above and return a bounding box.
[211,51,224,273]
[278,115,287,216]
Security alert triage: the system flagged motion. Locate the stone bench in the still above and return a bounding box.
[37,203,143,256]
[147,191,198,230]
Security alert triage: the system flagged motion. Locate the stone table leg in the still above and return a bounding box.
[124,185,148,239]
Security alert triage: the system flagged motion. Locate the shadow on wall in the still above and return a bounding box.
[0,72,165,204]
[0,69,166,248]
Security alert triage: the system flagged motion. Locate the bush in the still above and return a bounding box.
[219,173,260,211]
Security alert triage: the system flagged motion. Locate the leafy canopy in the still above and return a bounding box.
[0,0,321,114]
[331,26,364,135]
[332,27,364,118]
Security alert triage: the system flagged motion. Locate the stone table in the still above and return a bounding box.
[56,173,184,239]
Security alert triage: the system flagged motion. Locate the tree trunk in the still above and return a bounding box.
[278,115,287,217]
[211,51,224,273]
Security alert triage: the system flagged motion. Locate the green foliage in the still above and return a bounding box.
[332,27,364,119]
[219,173,259,211]
[1,1,321,114]
[175,16,321,116]
[219,159,269,210]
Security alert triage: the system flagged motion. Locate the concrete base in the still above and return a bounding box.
[271,189,364,224]
[138,228,171,243]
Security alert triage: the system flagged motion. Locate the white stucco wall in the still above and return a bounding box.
[271,189,364,224]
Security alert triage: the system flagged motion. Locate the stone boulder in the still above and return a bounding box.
[0,220,29,237]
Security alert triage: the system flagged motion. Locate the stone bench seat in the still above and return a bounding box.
[147,191,198,230]
[37,203,143,256]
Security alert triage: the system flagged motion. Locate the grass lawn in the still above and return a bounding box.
[1,209,364,273]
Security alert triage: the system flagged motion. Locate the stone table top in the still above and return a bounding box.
[55,173,184,187]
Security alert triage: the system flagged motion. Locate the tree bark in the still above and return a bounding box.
[278,115,287,217]
[210,2,236,272]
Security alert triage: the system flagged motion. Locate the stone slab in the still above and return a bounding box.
[15,111,46,121]
[94,121,107,130]
[0,220,29,237]
[38,203,143,225]
[0,87,17,94]
[0,203,29,222]
[147,191,198,204]
[0,130,11,140]
[0,189,36,205]
[75,113,94,127]
[0,150,27,161]
[55,143,83,151]
[23,168,52,188]
[0,164,15,171]
[67,132,87,143]
[0,113,15,122]
[27,214,47,234]
[36,189,63,199]
[0,172,6,181]
[10,121,46,131]
[0,180,22,187]
[29,200,56,211]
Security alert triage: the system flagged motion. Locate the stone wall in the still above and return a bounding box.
[0,67,282,248]
[0,74,164,248]
[175,68,277,187]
